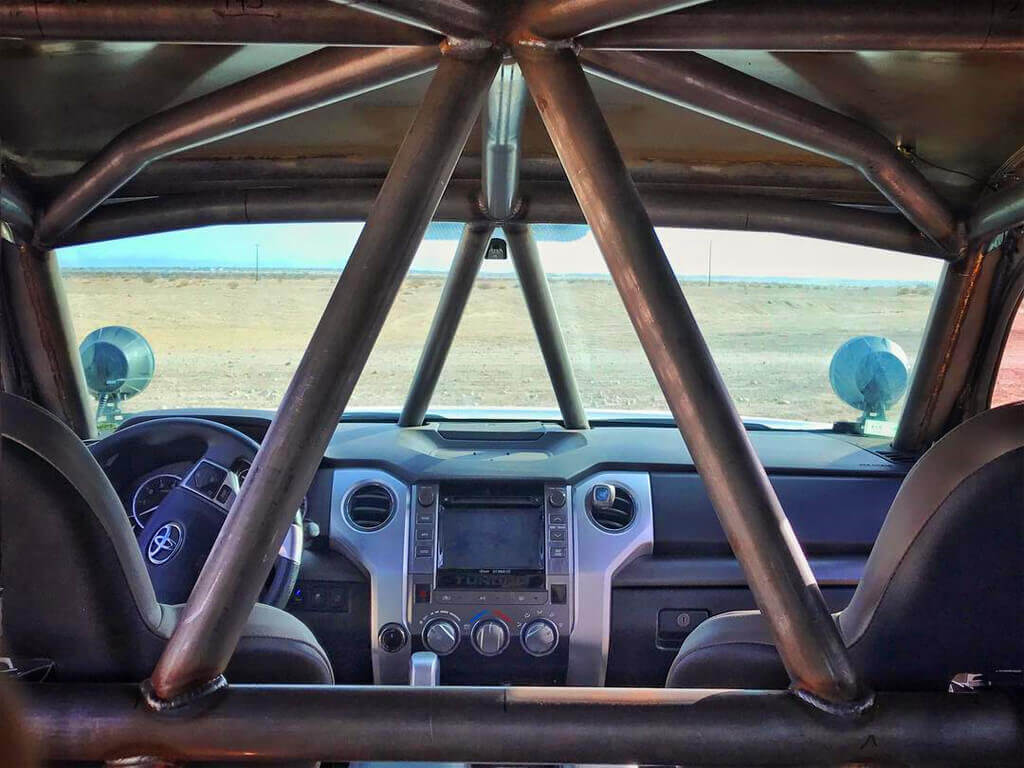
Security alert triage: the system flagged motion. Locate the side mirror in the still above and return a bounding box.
[80,325,155,424]
[829,335,909,422]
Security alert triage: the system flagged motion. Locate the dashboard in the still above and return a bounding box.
[119,411,911,688]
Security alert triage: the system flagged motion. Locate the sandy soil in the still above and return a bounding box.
[63,271,942,425]
[992,308,1024,408]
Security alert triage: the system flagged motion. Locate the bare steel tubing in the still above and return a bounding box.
[506,224,589,429]
[0,168,33,240]
[0,0,440,45]
[0,243,96,439]
[22,683,1024,765]
[969,183,1024,241]
[483,62,528,219]
[114,155,883,203]
[517,0,714,42]
[398,223,495,428]
[332,0,494,39]
[893,242,999,453]
[517,46,864,706]
[580,50,963,257]
[56,183,942,258]
[148,48,500,702]
[56,182,485,246]
[33,46,440,248]
[581,0,1024,52]
[522,183,946,258]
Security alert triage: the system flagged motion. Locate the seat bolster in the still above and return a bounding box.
[666,611,789,690]
[158,603,334,685]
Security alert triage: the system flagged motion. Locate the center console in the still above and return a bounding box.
[407,481,573,684]
[330,467,653,687]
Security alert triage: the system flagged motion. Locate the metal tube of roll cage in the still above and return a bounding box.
[399,61,588,429]
[107,156,885,204]
[21,683,1024,765]
[57,183,943,258]
[0,166,34,241]
[56,181,485,246]
[969,183,1024,242]
[0,243,96,439]
[517,0,714,41]
[484,62,588,429]
[516,45,865,708]
[894,241,1001,452]
[506,224,589,429]
[398,222,495,428]
[332,0,493,39]
[580,0,1024,52]
[579,50,963,257]
[33,46,440,247]
[520,183,945,257]
[148,48,500,703]
[482,63,529,221]
[0,0,440,46]
[5,0,1020,52]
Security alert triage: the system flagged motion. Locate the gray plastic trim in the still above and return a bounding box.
[329,470,411,683]
[567,472,654,686]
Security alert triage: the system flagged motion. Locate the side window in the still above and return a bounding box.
[992,301,1024,407]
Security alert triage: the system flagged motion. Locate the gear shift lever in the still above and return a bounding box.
[409,651,440,686]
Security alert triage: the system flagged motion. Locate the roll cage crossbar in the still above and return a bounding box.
[2,1,1023,764]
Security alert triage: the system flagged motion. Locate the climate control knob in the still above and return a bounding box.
[472,619,509,656]
[422,618,460,655]
[521,619,559,657]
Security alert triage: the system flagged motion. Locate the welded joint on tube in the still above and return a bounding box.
[106,756,182,767]
[793,684,875,718]
[140,675,227,713]
[511,32,580,52]
[475,188,526,223]
[441,36,502,59]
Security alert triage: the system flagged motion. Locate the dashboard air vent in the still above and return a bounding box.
[346,483,395,531]
[588,485,635,532]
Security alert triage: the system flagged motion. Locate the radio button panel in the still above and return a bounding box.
[408,482,573,664]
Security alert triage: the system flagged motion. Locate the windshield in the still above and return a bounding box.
[59,223,941,432]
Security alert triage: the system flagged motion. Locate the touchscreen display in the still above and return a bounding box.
[437,506,545,588]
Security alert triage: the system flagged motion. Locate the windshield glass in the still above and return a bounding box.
[59,222,941,431]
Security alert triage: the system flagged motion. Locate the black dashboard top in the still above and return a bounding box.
[120,409,907,483]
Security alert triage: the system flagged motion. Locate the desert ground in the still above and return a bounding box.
[63,271,942,426]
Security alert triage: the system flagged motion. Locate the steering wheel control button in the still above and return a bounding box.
[521,619,559,657]
[422,618,460,655]
[547,488,566,508]
[472,619,509,657]
[378,623,409,653]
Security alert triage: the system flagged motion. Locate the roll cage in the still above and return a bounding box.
[1,1,1023,764]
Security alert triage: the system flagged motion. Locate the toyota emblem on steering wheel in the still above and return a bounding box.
[147,522,185,565]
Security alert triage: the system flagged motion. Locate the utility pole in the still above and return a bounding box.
[707,239,712,286]
[255,244,260,282]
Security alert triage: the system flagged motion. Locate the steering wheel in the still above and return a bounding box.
[90,417,301,609]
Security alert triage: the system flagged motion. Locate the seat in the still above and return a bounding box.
[0,393,333,685]
[668,401,1024,691]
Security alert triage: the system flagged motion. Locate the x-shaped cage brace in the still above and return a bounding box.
[3,1,1024,763]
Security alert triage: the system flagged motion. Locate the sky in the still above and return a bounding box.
[58,222,944,284]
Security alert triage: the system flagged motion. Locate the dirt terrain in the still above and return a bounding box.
[63,271,943,425]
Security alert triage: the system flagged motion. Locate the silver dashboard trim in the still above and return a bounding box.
[329,470,411,684]
[568,471,654,686]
